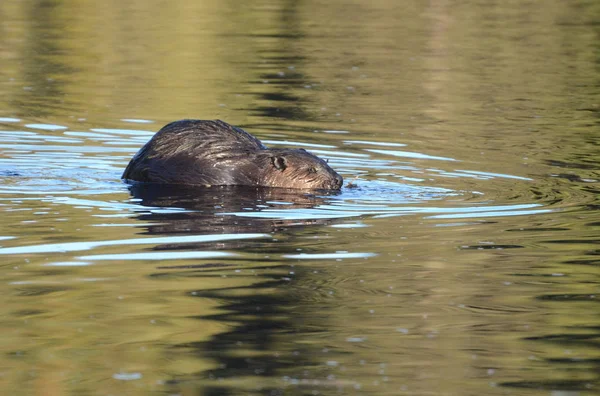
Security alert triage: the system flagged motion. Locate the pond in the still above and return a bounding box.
[0,1,599,395]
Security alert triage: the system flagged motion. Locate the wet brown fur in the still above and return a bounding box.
[122,120,343,190]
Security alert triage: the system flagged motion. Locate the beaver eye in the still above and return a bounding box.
[308,167,318,174]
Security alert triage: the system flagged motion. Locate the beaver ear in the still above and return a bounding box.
[271,156,287,171]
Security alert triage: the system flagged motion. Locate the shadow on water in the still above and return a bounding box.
[130,184,347,394]
[164,266,326,395]
[129,183,342,237]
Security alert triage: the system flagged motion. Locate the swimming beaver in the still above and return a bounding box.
[122,120,343,190]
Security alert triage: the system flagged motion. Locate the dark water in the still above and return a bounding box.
[1,1,599,395]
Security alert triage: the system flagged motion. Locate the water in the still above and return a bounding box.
[1,1,599,395]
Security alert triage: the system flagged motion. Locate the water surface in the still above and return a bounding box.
[1,1,599,395]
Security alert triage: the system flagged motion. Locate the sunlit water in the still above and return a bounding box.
[1,1,599,395]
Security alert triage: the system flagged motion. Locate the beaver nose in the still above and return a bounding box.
[334,174,344,189]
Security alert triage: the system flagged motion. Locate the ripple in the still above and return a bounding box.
[322,129,349,134]
[44,261,92,267]
[78,251,234,261]
[112,372,143,381]
[0,233,271,255]
[25,123,68,130]
[120,119,154,124]
[345,140,406,147]
[427,206,553,219]
[311,149,371,158]
[455,169,532,181]
[262,140,337,149]
[330,222,370,228]
[221,208,360,220]
[90,128,154,137]
[0,143,134,153]
[283,252,377,259]
[365,149,457,162]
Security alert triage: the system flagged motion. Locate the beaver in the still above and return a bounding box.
[122,120,343,190]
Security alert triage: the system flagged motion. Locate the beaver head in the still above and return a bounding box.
[252,148,343,190]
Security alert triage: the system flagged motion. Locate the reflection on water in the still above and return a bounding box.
[1,0,599,395]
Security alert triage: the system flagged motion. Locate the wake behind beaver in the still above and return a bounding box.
[122,120,343,190]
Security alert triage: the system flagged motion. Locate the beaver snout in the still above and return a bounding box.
[334,173,344,189]
[326,173,344,190]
